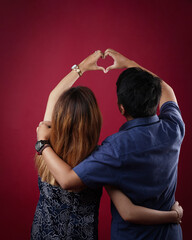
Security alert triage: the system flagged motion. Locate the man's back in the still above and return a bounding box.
[74,101,185,239]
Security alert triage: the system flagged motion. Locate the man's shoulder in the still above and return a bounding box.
[159,101,185,140]
[159,101,183,120]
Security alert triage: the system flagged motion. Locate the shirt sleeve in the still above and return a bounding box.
[159,101,185,140]
[73,140,121,189]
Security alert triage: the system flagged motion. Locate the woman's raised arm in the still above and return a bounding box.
[105,186,183,224]
[43,50,105,121]
[43,70,80,121]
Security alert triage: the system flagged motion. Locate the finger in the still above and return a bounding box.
[95,50,104,59]
[104,49,117,58]
[95,50,103,56]
[39,121,48,126]
[105,64,116,73]
[105,48,116,54]
[36,127,39,133]
[39,121,44,126]
[43,121,52,127]
[39,121,51,128]
[104,50,114,57]
[96,66,105,72]
[95,50,102,54]
[104,51,116,61]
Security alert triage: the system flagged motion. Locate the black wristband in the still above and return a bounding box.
[35,140,50,155]
[39,144,51,155]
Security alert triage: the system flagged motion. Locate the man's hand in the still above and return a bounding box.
[104,49,139,73]
[79,50,105,73]
[36,121,52,141]
[171,201,183,224]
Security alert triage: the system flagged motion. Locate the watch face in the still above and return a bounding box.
[35,141,43,152]
[35,140,49,152]
[71,64,78,70]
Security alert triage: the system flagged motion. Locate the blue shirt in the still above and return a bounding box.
[74,101,185,240]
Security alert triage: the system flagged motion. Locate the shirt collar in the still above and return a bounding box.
[119,114,160,131]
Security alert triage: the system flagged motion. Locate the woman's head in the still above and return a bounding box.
[51,86,102,166]
[36,86,102,185]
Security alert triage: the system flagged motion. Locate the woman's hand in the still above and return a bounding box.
[79,50,105,73]
[171,201,183,224]
[104,49,139,73]
[36,121,52,141]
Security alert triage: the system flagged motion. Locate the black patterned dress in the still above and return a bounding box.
[31,177,102,240]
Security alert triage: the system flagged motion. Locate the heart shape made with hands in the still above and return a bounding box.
[97,54,114,73]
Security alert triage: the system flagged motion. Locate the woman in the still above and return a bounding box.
[32,51,183,239]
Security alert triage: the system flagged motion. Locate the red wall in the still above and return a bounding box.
[0,0,191,239]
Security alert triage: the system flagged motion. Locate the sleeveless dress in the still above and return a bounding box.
[31,177,102,240]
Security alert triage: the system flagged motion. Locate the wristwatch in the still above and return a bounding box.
[71,64,82,77]
[35,140,50,155]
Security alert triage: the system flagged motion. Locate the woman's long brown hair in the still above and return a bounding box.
[35,86,102,186]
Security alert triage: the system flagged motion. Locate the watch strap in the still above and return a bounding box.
[38,144,51,155]
[35,140,50,155]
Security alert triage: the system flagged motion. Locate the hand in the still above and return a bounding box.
[104,49,139,73]
[79,50,105,73]
[171,201,183,224]
[36,121,52,141]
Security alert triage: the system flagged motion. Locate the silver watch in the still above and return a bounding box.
[71,64,82,77]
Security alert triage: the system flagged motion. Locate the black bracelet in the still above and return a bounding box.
[37,143,51,155]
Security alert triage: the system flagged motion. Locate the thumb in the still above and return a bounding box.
[97,66,105,73]
[105,64,116,73]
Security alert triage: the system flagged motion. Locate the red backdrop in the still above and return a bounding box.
[0,0,191,239]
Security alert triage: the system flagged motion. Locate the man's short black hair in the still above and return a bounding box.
[116,67,162,118]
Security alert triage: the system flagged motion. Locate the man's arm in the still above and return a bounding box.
[137,66,177,109]
[104,48,177,109]
[158,81,177,108]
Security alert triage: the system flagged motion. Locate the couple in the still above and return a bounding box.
[31,49,185,240]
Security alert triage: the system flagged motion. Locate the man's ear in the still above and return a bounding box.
[119,104,125,115]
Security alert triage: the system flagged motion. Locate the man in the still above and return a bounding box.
[37,49,185,239]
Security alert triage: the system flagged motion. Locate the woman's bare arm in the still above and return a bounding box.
[39,140,84,190]
[43,51,105,121]
[43,71,80,121]
[105,186,183,224]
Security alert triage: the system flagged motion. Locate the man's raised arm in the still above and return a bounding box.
[104,48,178,109]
